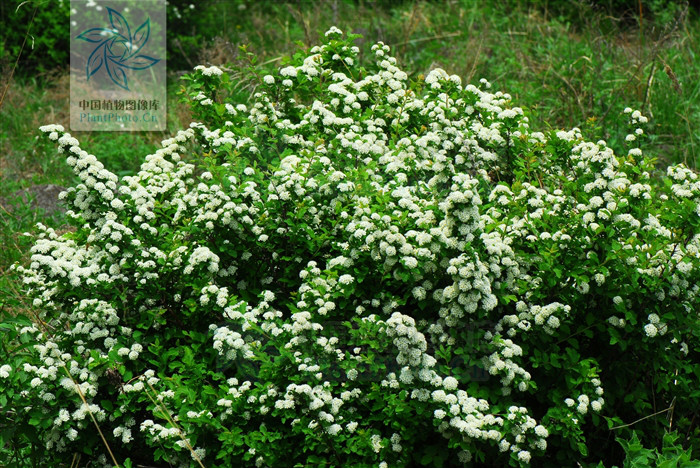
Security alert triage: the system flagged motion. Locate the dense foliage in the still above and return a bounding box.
[0,0,70,74]
[0,0,226,75]
[2,28,699,467]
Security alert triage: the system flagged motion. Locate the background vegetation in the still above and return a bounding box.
[1,1,699,466]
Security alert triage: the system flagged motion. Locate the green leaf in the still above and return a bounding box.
[577,442,589,457]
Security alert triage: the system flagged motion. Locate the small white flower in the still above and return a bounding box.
[644,324,657,337]
[327,424,341,435]
[458,451,471,463]
[370,434,384,453]
[442,376,458,391]
[338,274,354,285]
[534,425,548,437]
[325,26,343,37]
[517,451,531,463]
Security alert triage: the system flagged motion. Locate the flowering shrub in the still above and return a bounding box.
[2,27,700,467]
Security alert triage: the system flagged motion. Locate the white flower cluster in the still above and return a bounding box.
[643,313,668,337]
[385,312,437,385]
[193,64,223,76]
[564,378,605,415]
[499,301,571,337]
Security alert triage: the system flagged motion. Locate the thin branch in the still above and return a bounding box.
[61,366,121,468]
[391,31,462,47]
[0,3,37,111]
[143,379,206,468]
[260,56,283,66]
[609,404,674,430]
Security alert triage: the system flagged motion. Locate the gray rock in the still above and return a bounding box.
[0,184,67,217]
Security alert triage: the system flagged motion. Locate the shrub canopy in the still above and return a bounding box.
[3,28,700,468]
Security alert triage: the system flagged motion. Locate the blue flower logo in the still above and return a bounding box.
[76,7,160,90]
